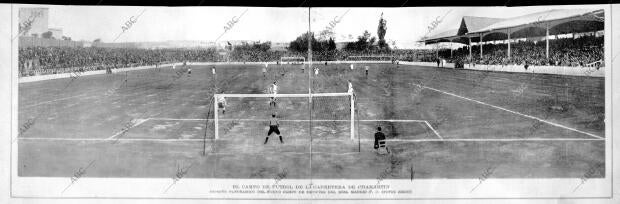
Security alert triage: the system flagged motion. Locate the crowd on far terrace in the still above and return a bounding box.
[436,35,603,68]
[18,35,603,76]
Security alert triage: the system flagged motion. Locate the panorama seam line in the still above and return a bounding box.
[418,84,604,140]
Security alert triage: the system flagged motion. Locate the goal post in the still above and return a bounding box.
[213,92,355,140]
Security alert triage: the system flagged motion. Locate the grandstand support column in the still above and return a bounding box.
[449,39,453,58]
[545,23,550,59]
[479,33,483,58]
[507,29,511,59]
[468,37,472,61]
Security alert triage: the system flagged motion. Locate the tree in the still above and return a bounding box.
[94,38,101,43]
[288,32,335,52]
[327,38,336,51]
[377,12,389,50]
[41,31,53,39]
[345,30,375,51]
[288,32,313,52]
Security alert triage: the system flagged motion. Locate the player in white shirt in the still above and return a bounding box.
[348,80,354,94]
[350,64,354,70]
[365,66,369,76]
[211,66,216,75]
[269,81,278,108]
[217,96,227,114]
[314,67,319,76]
[173,64,176,69]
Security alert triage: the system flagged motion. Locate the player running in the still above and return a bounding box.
[262,64,267,78]
[314,67,319,76]
[217,96,227,114]
[269,81,278,108]
[211,66,216,75]
[264,114,283,144]
[365,66,369,76]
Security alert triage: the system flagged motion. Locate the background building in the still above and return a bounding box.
[18,7,49,37]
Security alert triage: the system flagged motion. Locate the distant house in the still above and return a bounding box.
[336,42,352,50]
[271,42,288,51]
[48,28,63,39]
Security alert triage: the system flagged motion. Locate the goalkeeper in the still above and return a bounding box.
[374,127,389,155]
[264,114,284,144]
[217,96,227,114]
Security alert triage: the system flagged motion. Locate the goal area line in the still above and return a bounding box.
[148,117,443,140]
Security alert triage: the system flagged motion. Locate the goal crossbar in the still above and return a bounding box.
[213,92,354,140]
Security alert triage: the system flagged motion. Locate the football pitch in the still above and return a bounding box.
[17,63,605,179]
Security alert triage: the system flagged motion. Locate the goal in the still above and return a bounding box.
[280,56,306,64]
[346,55,394,61]
[212,92,355,140]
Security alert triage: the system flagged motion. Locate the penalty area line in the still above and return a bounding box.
[106,118,150,140]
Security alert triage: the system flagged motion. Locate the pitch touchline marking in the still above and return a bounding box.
[18,137,603,142]
[418,84,604,140]
[21,93,90,108]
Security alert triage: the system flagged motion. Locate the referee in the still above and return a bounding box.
[265,114,283,144]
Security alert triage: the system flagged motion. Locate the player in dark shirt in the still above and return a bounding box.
[265,114,283,144]
[374,127,389,154]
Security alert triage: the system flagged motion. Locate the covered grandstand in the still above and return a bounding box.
[420,9,604,70]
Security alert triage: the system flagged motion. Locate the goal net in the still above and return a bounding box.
[280,56,306,64]
[212,92,355,141]
[346,55,394,62]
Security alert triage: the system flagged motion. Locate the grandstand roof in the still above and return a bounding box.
[468,9,602,34]
[458,16,504,35]
[421,9,604,45]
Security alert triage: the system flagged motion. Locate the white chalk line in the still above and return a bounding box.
[148,117,444,139]
[105,118,150,140]
[424,120,443,140]
[418,84,605,140]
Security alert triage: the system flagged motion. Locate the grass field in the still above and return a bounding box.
[17,63,605,179]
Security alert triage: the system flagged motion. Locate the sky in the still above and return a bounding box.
[19,4,606,48]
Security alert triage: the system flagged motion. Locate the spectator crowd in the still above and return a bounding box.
[18,35,603,76]
[434,35,603,68]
